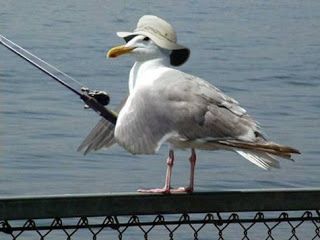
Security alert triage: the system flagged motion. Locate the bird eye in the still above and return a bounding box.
[143,37,150,41]
[124,35,137,43]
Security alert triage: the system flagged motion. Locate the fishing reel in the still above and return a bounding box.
[81,87,110,108]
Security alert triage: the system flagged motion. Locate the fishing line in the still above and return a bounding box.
[0,35,85,88]
[0,34,117,124]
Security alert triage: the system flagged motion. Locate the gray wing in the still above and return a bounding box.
[164,71,260,140]
[115,88,173,154]
[77,97,127,155]
[114,69,261,154]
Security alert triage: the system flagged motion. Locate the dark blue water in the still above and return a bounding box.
[0,1,319,198]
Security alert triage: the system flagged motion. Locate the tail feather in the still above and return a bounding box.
[217,140,300,159]
[215,139,300,169]
[236,150,280,170]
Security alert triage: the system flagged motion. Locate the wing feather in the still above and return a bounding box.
[77,97,126,155]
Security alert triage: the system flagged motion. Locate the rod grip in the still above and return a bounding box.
[80,94,117,124]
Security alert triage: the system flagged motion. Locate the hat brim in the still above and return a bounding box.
[116,31,190,66]
[117,31,185,50]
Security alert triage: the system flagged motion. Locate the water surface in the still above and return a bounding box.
[0,1,319,197]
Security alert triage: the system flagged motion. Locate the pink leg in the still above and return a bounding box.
[171,148,196,193]
[138,150,174,194]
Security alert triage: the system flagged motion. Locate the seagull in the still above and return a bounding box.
[79,15,300,193]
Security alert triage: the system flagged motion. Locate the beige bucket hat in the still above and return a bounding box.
[117,15,190,66]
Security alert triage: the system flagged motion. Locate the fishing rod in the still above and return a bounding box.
[0,34,117,124]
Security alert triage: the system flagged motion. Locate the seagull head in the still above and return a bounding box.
[107,15,190,66]
[107,35,170,63]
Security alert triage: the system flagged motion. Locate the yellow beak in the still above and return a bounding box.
[107,45,135,58]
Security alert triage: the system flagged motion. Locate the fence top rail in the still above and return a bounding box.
[0,188,319,220]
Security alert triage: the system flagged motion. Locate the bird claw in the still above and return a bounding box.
[138,188,171,194]
[137,186,193,194]
[170,186,194,193]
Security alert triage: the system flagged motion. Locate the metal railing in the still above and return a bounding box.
[0,188,319,239]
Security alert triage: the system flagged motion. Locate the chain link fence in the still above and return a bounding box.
[1,211,320,239]
[0,192,320,240]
